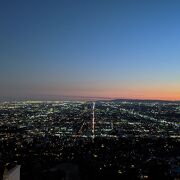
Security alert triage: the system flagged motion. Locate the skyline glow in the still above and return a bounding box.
[0,0,180,100]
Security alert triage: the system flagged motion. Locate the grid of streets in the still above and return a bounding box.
[0,100,180,140]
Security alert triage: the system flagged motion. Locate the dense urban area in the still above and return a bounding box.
[0,100,180,180]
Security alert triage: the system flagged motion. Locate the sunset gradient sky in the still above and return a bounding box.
[0,0,180,100]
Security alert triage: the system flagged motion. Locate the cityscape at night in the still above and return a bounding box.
[0,100,180,179]
[1,0,180,179]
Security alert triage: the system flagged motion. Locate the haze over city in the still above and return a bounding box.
[1,0,180,100]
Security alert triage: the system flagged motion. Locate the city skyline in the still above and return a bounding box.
[1,0,180,100]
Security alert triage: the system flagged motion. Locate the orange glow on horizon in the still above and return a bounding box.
[33,83,180,101]
[96,89,180,101]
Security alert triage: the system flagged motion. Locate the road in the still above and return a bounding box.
[92,102,95,139]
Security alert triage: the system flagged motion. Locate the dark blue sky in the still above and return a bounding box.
[0,0,180,100]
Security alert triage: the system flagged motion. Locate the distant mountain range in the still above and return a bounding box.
[111,99,180,103]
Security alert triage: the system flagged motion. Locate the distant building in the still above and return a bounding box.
[3,165,20,180]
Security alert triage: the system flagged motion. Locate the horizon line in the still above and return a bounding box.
[0,95,180,102]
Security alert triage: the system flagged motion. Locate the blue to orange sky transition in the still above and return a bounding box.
[0,0,180,100]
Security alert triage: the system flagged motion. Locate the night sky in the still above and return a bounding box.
[0,0,180,100]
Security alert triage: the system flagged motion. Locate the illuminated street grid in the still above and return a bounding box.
[0,100,179,141]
